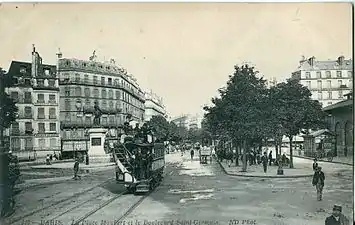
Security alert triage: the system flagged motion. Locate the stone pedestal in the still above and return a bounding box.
[88,128,111,163]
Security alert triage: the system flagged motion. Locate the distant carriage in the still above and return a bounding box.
[199,147,212,164]
[105,133,165,194]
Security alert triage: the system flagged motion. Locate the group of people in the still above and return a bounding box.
[45,152,60,165]
[127,147,154,180]
[311,159,350,225]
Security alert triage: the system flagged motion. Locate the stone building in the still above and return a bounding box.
[291,56,353,107]
[144,91,166,122]
[5,46,60,160]
[57,51,145,158]
[323,92,353,158]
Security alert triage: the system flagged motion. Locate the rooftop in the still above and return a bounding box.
[323,98,353,112]
[296,56,353,71]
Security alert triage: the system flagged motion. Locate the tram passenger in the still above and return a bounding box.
[141,150,148,179]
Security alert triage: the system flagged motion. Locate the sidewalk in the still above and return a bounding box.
[30,162,115,169]
[292,153,353,166]
[218,157,314,178]
[19,159,74,167]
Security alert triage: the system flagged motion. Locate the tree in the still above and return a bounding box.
[0,68,18,153]
[0,69,18,129]
[274,79,325,168]
[146,115,170,142]
[204,64,267,171]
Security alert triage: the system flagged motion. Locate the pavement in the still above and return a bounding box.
[218,157,313,178]
[16,162,116,189]
[30,162,115,169]
[6,151,353,225]
[292,153,353,166]
[124,152,353,225]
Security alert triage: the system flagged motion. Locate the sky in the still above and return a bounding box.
[0,3,352,118]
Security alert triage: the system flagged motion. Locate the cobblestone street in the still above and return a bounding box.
[7,152,351,225]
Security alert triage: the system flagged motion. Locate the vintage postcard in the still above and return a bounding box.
[0,2,353,225]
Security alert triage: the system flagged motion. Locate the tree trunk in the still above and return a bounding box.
[289,136,294,168]
[234,141,239,166]
[275,139,279,158]
[242,140,247,172]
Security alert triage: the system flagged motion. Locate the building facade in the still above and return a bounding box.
[144,91,166,122]
[171,115,189,128]
[5,46,60,159]
[291,56,353,107]
[57,52,145,157]
[323,92,353,159]
[188,114,203,130]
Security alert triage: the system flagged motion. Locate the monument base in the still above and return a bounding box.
[88,128,110,164]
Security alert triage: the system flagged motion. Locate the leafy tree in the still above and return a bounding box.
[274,79,325,168]
[146,115,170,142]
[0,69,18,130]
[204,64,267,171]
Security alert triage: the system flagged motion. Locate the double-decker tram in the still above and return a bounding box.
[105,123,165,194]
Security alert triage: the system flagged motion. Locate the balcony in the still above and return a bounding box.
[18,114,33,119]
[33,84,59,91]
[11,129,20,135]
[59,78,145,100]
[14,98,33,104]
[61,120,123,129]
[83,106,121,115]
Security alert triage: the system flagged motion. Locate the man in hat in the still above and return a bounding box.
[313,158,319,171]
[325,205,350,225]
[261,152,268,173]
[312,166,325,201]
[73,158,81,180]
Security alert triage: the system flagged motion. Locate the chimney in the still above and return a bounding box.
[338,56,345,65]
[308,56,315,66]
[56,48,63,59]
[31,44,41,77]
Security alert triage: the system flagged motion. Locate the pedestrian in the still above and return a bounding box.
[312,166,325,201]
[73,158,81,180]
[190,149,194,160]
[261,152,268,173]
[281,153,287,166]
[268,151,273,166]
[325,205,350,225]
[313,158,319,171]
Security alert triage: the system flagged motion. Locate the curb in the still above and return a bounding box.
[217,160,313,178]
[19,159,75,167]
[16,173,93,190]
[291,155,353,166]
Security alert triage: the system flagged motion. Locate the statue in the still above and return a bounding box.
[93,101,102,127]
[89,50,97,61]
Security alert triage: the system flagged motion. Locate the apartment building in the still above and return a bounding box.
[5,46,60,159]
[291,56,353,107]
[144,91,166,122]
[57,51,145,157]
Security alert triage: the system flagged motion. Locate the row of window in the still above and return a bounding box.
[36,79,57,87]
[11,92,57,104]
[20,66,53,76]
[305,79,352,89]
[12,122,57,133]
[63,86,143,107]
[62,72,139,94]
[304,70,352,79]
[11,137,58,149]
[315,91,345,100]
[17,107,57,119]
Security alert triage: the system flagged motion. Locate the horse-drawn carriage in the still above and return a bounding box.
[199,146,212,164]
